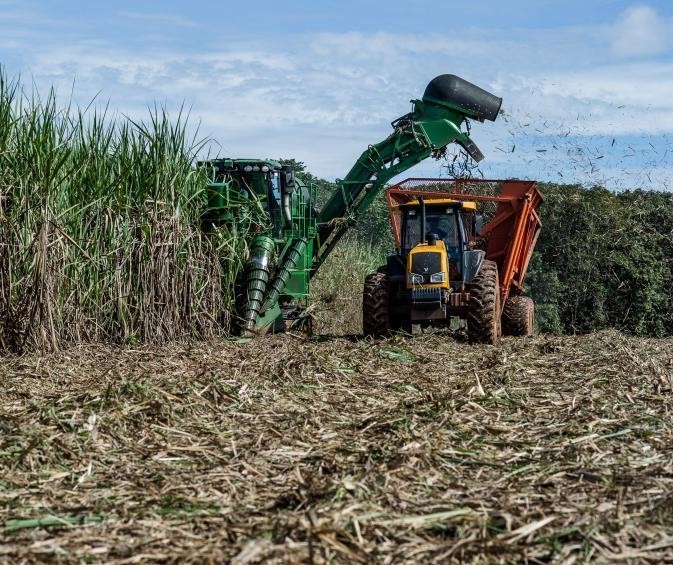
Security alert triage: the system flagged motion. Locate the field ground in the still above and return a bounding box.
[1,331,672,563]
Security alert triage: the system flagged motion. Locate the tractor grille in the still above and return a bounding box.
[411,252,442,283]
[411,287,442,307]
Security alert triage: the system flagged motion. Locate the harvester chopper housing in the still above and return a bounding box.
[200,74,518,337]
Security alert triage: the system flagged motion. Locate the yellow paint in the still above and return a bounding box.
[394,199,477,211]
[406,239,450,290]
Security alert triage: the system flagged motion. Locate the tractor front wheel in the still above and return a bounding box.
[363,271,391,337]
[502,296,535,336]
[466,260,501,345]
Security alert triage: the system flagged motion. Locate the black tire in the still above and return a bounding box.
[502,296,534,336]
[272,313,286,334]
[466,259,501,345]
[363,271,391,337]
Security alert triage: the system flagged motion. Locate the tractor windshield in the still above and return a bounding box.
[403,207,459,249]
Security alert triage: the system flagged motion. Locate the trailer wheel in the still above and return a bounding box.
[363,271,391,336]
[466,260,501,345]
[502,296,534,336]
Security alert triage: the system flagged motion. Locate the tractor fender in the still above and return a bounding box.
[462,249,486,284]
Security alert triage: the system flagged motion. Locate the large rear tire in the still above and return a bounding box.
[502,296,534,336]
[466,260,501,345]
[363,271,391,337]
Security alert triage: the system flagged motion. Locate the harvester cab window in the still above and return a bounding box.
[270,171,281,202]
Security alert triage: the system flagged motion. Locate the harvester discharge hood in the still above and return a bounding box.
[408,74,502,163]
[422,74,502,122]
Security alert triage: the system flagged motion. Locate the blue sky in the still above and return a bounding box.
[2,1,673,189]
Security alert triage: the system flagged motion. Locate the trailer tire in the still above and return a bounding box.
[466,260,501,345]
[502,296,534,336]
[363,271,391,337]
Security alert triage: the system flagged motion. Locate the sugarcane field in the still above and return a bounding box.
[2,1,673,563]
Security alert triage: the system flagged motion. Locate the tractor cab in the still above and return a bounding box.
[380,194,490,329]
[397,198,479,290]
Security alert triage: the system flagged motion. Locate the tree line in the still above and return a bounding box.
[526,184,673,336]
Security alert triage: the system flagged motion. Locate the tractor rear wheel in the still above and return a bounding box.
[466,260,501,345]
[363,271,391,336]
[502,296,535,336]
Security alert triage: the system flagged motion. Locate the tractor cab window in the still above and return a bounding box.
[427,210,458,246]
[403,207,458,249]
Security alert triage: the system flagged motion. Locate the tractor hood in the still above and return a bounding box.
[423,74,502,122]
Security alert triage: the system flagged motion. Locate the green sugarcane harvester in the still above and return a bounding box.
[202,75,503,336]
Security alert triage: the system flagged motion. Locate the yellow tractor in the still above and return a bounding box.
[362,179,542,343]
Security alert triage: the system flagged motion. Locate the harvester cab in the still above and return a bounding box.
[202,159,309,236]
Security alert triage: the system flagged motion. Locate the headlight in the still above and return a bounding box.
[408,273,424,285]
[430,272,446,283]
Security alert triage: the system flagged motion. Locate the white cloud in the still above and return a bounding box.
[611,5,671,57]
[2,10,673,189]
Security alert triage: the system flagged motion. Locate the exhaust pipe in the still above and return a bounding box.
[419,197,427,244]
[280,165,296,226]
